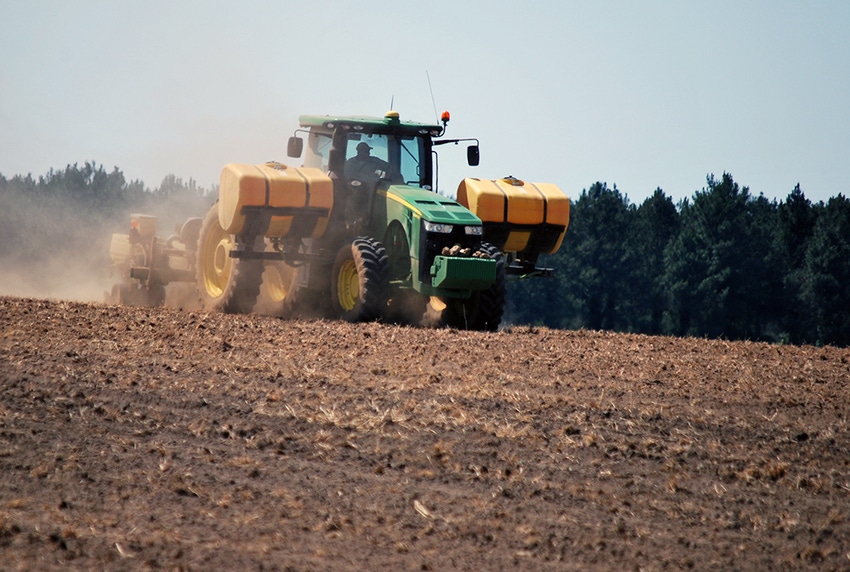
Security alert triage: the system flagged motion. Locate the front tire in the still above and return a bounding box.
[331,237,389,322]
[195,204,263,314]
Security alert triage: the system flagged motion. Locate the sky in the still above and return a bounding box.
[2,0,849,206]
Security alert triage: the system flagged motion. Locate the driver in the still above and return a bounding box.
[344,142,390,182]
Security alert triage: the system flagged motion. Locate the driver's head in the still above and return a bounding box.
[356,142,372,157]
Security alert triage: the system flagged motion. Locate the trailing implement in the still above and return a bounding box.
[107,111,570,330]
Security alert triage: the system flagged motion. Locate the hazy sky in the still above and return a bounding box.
[2,1,849,205]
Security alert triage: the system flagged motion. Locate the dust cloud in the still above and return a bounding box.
[0,261,112,304]
[0,171,213,304]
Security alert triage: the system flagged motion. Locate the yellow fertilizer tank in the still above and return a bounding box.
[456,177,570,255]
[219,162,333,238]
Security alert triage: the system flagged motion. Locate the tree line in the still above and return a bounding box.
[506,173,850,347]
[1,164,848,346]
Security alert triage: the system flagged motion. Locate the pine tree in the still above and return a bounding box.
[803,195,850,346]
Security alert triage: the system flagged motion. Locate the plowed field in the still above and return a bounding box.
[1,296,849,571]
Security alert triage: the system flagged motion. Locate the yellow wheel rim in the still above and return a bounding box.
[201,220,233,298]
[336,259,359,311]
[265,263,294,303]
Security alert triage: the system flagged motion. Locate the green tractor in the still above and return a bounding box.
[109,111,570,330]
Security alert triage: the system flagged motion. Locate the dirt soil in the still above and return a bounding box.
[1,296,849,571]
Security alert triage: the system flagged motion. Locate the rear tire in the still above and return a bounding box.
[331,237,389,322]
[439,243,506,331]
[195,204,263,314]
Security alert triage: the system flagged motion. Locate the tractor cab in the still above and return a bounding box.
[289,112,441,189]
[288,111,479,191]
[288,112,476,238]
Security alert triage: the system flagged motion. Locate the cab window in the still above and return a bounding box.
[305,131,332,171]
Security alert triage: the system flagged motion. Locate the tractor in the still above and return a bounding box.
[108,111,570,330]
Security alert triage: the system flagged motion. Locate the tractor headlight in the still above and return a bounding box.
[424,221,454,234]
[464,225,483,235]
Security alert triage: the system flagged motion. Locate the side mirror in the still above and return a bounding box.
[287,136,304,158]
[467,145,480,167]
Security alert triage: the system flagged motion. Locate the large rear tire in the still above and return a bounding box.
[195,204,263,314]
[331,237,389,322]
[439,243,506,331]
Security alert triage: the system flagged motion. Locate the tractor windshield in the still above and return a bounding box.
[343,133,427,187]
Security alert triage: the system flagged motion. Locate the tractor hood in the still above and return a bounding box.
[381,185,482,225]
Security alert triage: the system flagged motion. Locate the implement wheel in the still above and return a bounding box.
[195,204,263,313]
[331,237,389,322]
[439,242,506,331]
[111,283,165,308]
[256,261,298,316]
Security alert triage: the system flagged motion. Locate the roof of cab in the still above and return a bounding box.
[298,112,443,135]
